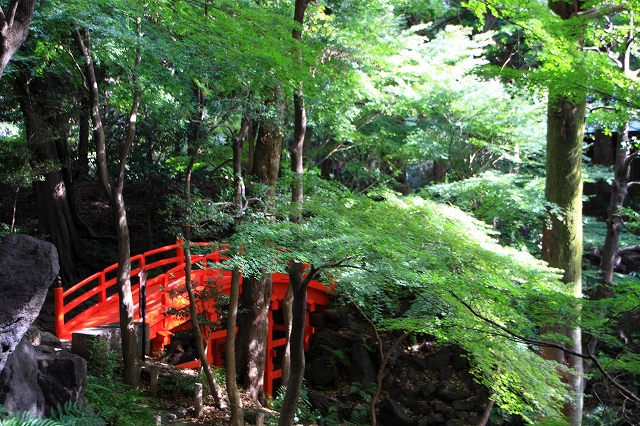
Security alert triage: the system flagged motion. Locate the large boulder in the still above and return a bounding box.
[0,336,87,417]
[0,336,46,417]
[0,234,59,372]
[36,345,87,415]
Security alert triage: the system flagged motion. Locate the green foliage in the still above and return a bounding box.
[349,381,377,403]
[226,178,571,421]
[0,402,105,426]
[50,401,106,426]
[87,338,119,378]
[268,386,318,425]
[85,375,156,426]
[425,171,547,253]
[583,405,626,426]
[157,369,199,395]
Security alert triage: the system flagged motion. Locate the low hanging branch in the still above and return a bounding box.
[450,292,640,405]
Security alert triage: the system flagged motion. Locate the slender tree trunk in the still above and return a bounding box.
[75,94,90,181]
[73,27,141,386]
[181,86,226,408]
[183,234,225,407]
[541,93,585,426]
[279,3,312,425]
[227,267,244,425]
[596,124,633,300]
[278,264,318,426]
[0,0,36,79]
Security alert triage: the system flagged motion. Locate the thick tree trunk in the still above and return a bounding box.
[0,0,36,79]
[13,71,84,283]
[237,275,272,405]
[236,105,281,401]
[252,119,283,195]
[541,94,585,426]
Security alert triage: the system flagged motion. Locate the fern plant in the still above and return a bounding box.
[0,401,105,426]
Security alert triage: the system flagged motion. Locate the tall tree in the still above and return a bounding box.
[279,1,312,425]
[12,70,86,282]
[73,25,142,386]
[181,85,225,408]
[0,0,36,78]
[236,98,281,405]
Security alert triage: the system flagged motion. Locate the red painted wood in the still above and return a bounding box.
[54,241,331,396]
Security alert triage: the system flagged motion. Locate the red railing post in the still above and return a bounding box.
[99,273,106,304]
[176,238,185,264]
[265,301,275,397]
[54,284,65,338]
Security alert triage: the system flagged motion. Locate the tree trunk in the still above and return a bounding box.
[227,267,244,425]
[279,3,311,425]
[12,71,84,283]
[237,275,272,405]
[252,116,283,196]
[596,124,633,300]
[236,104,281,401]
[73,27,141,386]
[183,237,225,408]
[541,93,585,426]
[114,190,140,386]
[75,94,90,181]
[226,111,251,424]
[0,0,36,79]
[279,263,309,426]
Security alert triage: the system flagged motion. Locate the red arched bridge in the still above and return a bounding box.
[54,242,332,395]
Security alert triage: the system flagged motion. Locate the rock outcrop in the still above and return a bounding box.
[0,234,87,417]
[305,305,497,426]
[0,234,59,372]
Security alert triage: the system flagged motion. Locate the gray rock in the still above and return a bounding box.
[439,366,453,381]
[379,398,412,426]
[419,381,436,398]
[349,338,376,384]
[0,336,45,417]
[452,399,478,411]
[406,354,427,372]
[437,381,471,401]
[450,346,469,370]
[36,345,87,416]
[307,391,340,417]
[425,348,452,371]
[0,234,59,372]
[39,331,61,348]
[0,337,88,418]
[412,401,432,415]
[307,358,335,388]
[426,413,446,425]
[310,312,325,330]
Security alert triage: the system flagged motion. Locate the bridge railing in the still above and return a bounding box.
[54,242,223,340]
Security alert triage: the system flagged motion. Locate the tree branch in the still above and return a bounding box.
[451,292,640,404]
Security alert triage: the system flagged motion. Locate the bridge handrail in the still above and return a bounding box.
[54,241,222,339]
